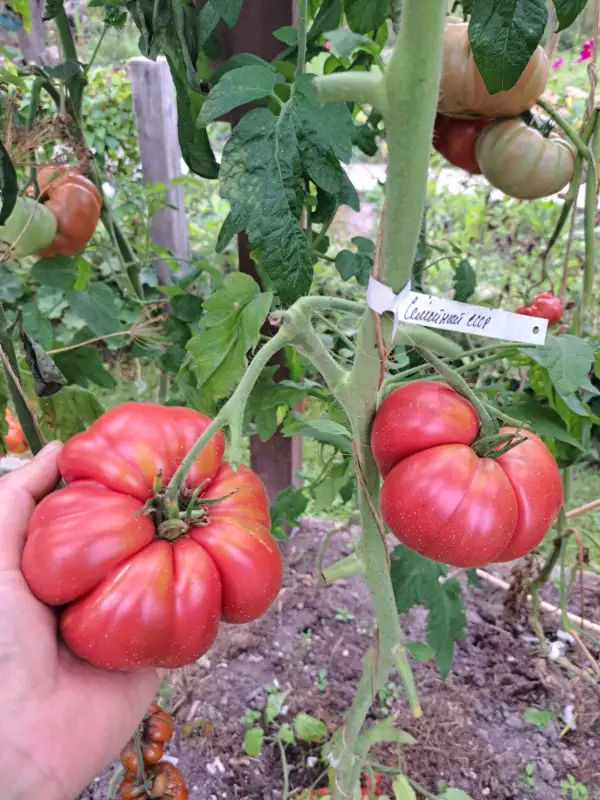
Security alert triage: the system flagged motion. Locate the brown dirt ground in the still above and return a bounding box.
[81,518,600,800]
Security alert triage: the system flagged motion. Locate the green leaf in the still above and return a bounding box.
[219,77,354,305]
[170,293,204,323]
[210,0,242,26]
[426,578,467,679]
[0,265,21,302]
[523,335,594,398]
[19,324,67,398]
[0,140,17,225]
[466,568,483,589]
[452,258,476,302]
[220,108,311,305]
[32,256,78,290]
[335,236,374,285]
[197,65,278,127]
[167,60,219,179]
[437,790,474,800]
[325,27,380,59]
[244,727,264,757]
[390,545,447,613]
[53,345,117,389]
[184,273,272,413]
[393,776,417,799]
[500,400,584,450]
[292,417,353,453]
[524,707,554,730]
[469,0,547,93]
[345,0,387,34]
[406,641,436,662]
[308,0,342,40]
[20,302,54,351]
[66,284,122,338]
[552,0,588,31]
[293,713,328,743]
[352,123,378,157]
[246,367,306,441]
[39,385,104,441]
[265,690,289,724]
[274,26,298,45]
[45,60,83,83]
[42,0,63,21]
[270,486,308,539]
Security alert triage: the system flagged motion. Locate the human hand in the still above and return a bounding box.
[0,442,160,800]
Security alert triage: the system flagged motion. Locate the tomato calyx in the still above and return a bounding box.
[141,472,239,541]
[471,430,527,459]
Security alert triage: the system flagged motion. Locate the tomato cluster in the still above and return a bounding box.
[3,408,27,453]
[516,292,563,327]
[120,704,188,800]
[21,402,283,670]
[371,381,563,568]
[34,166,102,257]
[433,21,575,199]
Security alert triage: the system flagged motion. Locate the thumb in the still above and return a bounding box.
[0,441,62,569]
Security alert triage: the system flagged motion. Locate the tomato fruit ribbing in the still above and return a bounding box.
[371,382,563,568]
[21,402,283,670]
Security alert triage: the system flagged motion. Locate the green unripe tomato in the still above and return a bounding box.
[0,197,57,259]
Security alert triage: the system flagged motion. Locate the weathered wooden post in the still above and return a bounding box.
[129,56,190,284]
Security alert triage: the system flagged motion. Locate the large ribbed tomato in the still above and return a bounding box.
[34,166,102,257]
[439,22,548,118]
[433,114,493,174]
[475,120,575,199]
[21,403,283,670]
[372,382,563,567]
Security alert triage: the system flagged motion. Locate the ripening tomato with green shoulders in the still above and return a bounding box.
[371,382,563,567]
[21,402,283,671]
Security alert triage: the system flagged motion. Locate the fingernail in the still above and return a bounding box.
[35,441,62,458]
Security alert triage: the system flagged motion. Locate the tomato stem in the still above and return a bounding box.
[536,98,592,161]
[321,552,365,583]
[312,72,387,111]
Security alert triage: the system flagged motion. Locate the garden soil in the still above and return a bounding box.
[82,519,600,800]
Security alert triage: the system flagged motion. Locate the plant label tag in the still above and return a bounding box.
[367,278,547,345]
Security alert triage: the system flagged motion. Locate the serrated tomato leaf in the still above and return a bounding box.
[426,578,467,678]
[197,65,278,127]
[469,0,547,93]
[184,274,272,414]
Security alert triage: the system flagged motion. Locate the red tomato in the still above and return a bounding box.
[144,708,175,743]
[4,408,28,453]
[516,292,563,327]
[433,114,493,174]
[21,403,283,671]
[374,384,562,567]
[370,380,480,478]
[149,762,189,800]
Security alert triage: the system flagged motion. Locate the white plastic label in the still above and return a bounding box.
[367,277,547,345]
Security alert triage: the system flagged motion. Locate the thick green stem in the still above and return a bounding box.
[322,552,365,583]
[55,7,86,116]
[313,72,387,111]
[295,0,308,78]
[0,303,44,454]
[381,0,446,291]
[582,116,600,322]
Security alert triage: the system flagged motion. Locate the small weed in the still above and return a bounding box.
[300,628,313,646]
[522,763,536,790]
[377,681,402,715]
[524,707,556,730]
[316,668,329,692]
[335,607,355,623]
[561,775,589,799]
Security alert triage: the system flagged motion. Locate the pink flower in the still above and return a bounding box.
[324,41,332,51]
[575,39,594,63]
[552,57,564,70]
